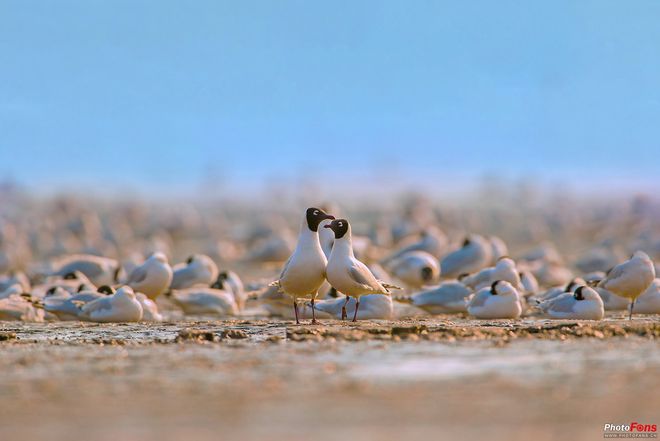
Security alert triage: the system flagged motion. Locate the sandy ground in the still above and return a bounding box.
[1,317,659,441]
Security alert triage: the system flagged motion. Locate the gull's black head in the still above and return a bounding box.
[63,272,78,280]
[324,218,349,239]
[574,286,585,301]
[306,207,335,232]
[211,274,225,289]
[46,286,58,296]
[186,255,194,265]
[457,273,470,282]
[421,266,434,282]
[490,280,501,295]
[566,279,579,292]
[98,285,115,295]
[462,237,471,247]
[77,284,86,293]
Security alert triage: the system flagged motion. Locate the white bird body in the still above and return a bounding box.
[136,292,163,321]
[0,294,45,322]
[170,287,238,316]
[80,286,143,322]
[382,226,447,263]
[488,236,509,264]
[410,281,471,313]
[0,271,30,293]
[633,279,660,314]
[326,223,391,299]
[519,270,539,297]
[44,289,108,320]
[52,254,119,286]
[386,250,440,290]
[441,235,492,279]
[0,283,23,300]
[464,257,522,292]
[126,252,173,299]
[596,287,630,311]
[218,270,247,310]
[277,219,328,302]
[537,286,604,320]
[598,251,655,300]
[468,281,522,319]
[170,254,218,290]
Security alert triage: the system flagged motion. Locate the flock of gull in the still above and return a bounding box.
[0,196,659,325]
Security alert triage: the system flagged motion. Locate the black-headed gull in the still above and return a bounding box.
[463,257,522,292]
[467,280,522,319]
[410,280,472,314]
[170,254,219,290]
[79,286,143,322]
[125,252,173,300]
[324,218,400,322]
[596,251,655,319]
[51,254,120,286]
[440,235,492,279]
[537,286,604,320]
[385,250,440,290]
[270,207,335,324]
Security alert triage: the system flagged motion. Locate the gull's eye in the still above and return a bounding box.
[313,210,319,215]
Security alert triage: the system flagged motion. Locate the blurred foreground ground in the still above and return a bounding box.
[1,317,658,441]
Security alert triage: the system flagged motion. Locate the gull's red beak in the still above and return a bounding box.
[324,224,333,228]
[325,215,335,220]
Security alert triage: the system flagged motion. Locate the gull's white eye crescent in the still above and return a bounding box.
[313,210,318,215]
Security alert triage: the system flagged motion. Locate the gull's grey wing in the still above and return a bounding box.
[171,267,197,289]
[414,283,470,306]
[127,265,148,285]
[469,290,490,308]
[601,263,626,286]
[278,255,293,280]
[545,293,576,313]
[349,262,383,292]
[58,261,103,278]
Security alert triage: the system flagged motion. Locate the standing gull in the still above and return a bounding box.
[325,219,400,321]
[596,251,655,319]
[270,207,335,324]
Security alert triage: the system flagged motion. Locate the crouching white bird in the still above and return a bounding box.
[170,254,219,290]
[596,251,655,319]
[269,207,335,324]
[409,280,472,314]
[385,250,440,290]
[126,252,173,300]
[312,294,393,320]
[633,279,660,314]
[536,286,604,320]
[51,254,120,286]
[468,280,522,319]
[462,256,522,291]
[325,219,400,321]
[79,286,143,322]
[441,235,492,279]
[167,283,238,317]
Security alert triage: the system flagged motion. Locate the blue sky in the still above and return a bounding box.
[1,1,659,196]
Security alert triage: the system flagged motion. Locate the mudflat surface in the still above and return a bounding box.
[1,317,659,441]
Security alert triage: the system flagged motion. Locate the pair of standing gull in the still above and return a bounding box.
[271,208,399,324]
